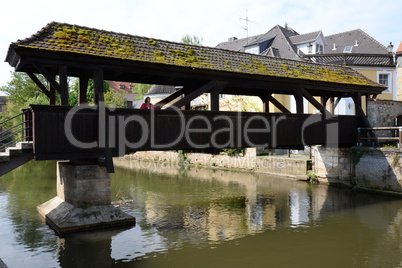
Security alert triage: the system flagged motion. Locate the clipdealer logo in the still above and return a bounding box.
[64,102,339,156]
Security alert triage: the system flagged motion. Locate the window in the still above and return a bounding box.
[316,44,323,54]
[379,74,389,86]
[119,84,125,89]
[343,45,353,53]
[378,71,392,93]
[245,45,259,54]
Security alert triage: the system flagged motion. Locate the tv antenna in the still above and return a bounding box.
[240,10,256,42]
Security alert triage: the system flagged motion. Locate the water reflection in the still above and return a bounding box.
[1,159,402,267]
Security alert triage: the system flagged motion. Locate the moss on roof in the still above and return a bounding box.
[12,22,383,88]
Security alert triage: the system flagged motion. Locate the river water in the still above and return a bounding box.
[0,159,402,267]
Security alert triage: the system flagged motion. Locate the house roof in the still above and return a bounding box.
[395,42,402,55]
[146,84,176,95]
[5,22,385,97]
[107,81,134,94]
[324,29,389,54]
[289,31,322,45]
[216,25,300,59]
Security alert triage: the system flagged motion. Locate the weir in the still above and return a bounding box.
[2,22,385,233]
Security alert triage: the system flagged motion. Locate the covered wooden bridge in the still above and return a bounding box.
[2,22,385,173]
[1,22,387,233]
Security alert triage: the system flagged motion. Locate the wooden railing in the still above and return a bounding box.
[357,127,402,148]
[29,105,366,161]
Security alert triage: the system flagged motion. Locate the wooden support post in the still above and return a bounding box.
[352,93,377,146]
[353,93,363,116]
[210,85,224,111]
[59,65,68,105]
[320,96,328,107]
[261,94,270,113]
[329,97,335,114]
[294,93,304,114]
[93,68,113,172]
[79,75,89,105]
[93,68,104,104]
[184,96,191,110]
[49,81,56,105]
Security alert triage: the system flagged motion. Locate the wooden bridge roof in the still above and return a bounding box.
[5,22,385,97]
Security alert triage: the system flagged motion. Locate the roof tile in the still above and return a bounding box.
[10,22,382,88]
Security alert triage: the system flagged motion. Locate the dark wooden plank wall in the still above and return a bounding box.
[29,105,364,160]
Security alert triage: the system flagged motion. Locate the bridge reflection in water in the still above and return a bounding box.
[1,160,402,267]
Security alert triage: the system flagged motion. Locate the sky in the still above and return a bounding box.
[1,0,401,93]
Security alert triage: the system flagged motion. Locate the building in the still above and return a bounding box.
[107,81,136,107]
[396,42,402,101]
[217,25,396,115]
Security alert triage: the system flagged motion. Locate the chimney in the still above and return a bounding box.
[228,37,238,41]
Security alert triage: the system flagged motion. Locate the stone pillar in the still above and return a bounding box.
[37,161,135,234]
[311,145,352,184]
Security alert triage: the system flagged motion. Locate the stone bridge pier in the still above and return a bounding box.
[37,160,135,234]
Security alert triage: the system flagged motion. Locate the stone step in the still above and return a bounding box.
[17,142,33,150]
[5,147,22,156]
[0,152,10,162]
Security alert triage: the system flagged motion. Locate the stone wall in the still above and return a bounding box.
[354,148,402,192]
[128,149,310,179]
[367,99,402,127]
[311,146,352,184]
[312,145,402,194]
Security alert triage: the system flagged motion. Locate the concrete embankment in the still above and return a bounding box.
[118,149,310,179]
[118,146,402,196]
[312,146,402,195]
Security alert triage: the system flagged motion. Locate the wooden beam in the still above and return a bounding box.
[301,88,330,115]
[26,72,51,98]
[59,65,68,105]
[33,63,62,95]
[167,81,224,109]
[267,95,291,113]
[155,86,190,107]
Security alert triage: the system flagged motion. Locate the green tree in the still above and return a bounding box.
[132,83,152,100]
[181,34,203,45]
[69,78,113,106]
[0,72,50,145]
[104,90,127,108]
[0,72,48,109]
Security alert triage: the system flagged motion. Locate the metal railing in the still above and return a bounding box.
[0,109,32,152]
[358,127,402,148]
